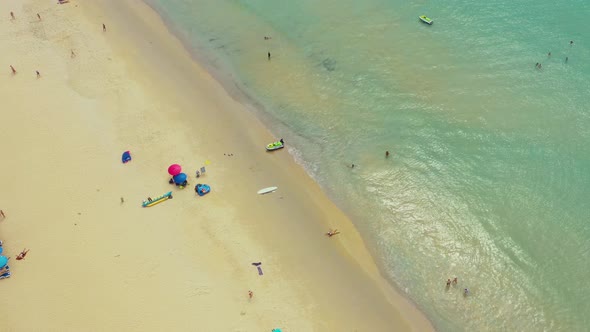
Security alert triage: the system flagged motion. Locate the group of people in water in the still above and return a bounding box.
[536,41,574,69]
[446,277,469,296]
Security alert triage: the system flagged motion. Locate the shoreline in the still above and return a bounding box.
[0,0,434,330]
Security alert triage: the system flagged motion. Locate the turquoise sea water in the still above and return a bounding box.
[145,0,590,330]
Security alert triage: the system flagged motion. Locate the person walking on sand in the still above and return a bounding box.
[248,290,253,299]
[268,52,271,60]
[10,65,16,75]
[464,288,469,296]
[0,210,5,219]
[103,23,106,32]
[10,12,15,20]
[37,13,41,21]
[36,70,40,78]
[71,49,76,58]
[446,279,451,287]
[325,229,340,237]
[453,277,458,285]
[16,249,29,260]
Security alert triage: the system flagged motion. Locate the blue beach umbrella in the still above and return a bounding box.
[173,172,187,184]
[0,255,8,268]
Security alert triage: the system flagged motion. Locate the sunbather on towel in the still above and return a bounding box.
[16,249,29,260]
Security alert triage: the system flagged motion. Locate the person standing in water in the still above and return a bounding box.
[268,52,271,60]
[103,23,106,32]
[385,151,390,158]
[565,57,569,63]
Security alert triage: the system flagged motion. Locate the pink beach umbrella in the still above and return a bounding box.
[168,164,182,176]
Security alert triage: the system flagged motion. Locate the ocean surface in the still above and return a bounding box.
[145,0,590,330]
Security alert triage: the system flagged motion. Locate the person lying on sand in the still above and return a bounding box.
[16,249,29,260]
[325,229,340,237]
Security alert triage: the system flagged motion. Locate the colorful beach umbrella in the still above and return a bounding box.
[173,172,187,184]
[0,255,8,268]
[168,164,182,176]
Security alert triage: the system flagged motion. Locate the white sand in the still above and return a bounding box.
[0,0,433,330]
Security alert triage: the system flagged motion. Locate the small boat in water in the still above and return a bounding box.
[419,15,433,25]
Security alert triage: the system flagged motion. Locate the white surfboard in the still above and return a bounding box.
[257,186,278,195]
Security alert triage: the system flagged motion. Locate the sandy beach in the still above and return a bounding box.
[0,0,433,330]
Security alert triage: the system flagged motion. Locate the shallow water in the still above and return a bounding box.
[145,0,590,330]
